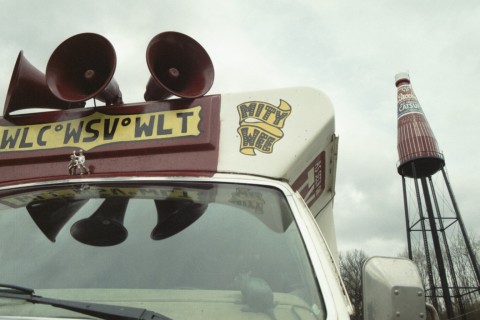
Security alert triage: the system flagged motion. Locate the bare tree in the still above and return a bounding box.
[339,235,480,320]
[339,249,368,320]
[398,232,480,319]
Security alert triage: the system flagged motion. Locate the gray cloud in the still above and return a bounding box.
[1,0,479,257]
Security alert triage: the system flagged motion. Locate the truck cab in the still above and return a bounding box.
[0,87,356,319]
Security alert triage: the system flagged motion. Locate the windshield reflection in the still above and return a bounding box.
[0,181,325,319]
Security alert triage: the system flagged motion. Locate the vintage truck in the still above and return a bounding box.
[0,32,432,320]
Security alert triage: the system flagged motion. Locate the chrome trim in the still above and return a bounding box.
[0,174,289,193]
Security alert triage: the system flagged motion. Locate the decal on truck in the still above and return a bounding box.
[236,99,291,155]
[292,151,326,207]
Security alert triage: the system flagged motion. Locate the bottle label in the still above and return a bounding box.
[397,84,424,118]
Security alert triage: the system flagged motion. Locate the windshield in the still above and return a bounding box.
[0,180,325,319]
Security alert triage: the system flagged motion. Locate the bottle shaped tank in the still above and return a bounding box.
[395,72,444,177]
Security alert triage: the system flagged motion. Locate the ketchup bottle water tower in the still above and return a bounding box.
[395,72,480,319]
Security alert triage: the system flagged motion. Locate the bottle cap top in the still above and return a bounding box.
[395,72,410,83]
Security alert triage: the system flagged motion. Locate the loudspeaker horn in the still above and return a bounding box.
[151,199,207,240]
[27,198,88,242]
[70,198,129,246]
[46,33,123,105]
[144,32,214,101]
[3,51,85,116]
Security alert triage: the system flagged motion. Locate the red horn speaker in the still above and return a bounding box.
[144,32,214,101]
[3,51,84,116]
[46,33,123,105]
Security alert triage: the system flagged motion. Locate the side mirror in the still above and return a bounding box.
[362,256,434,319]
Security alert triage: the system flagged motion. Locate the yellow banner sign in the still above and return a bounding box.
[0,106,202,153]
[237,100,291,155]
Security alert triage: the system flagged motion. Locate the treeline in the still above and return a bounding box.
[339,233,480,320]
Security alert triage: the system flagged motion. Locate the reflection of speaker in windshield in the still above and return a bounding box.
[151,198,208,240]
[27,198,88,242]
[144,31,214,101]
[70,198,129,246]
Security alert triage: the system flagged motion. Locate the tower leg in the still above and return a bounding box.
[428,176,466,318]
[411,163,439,310]
[420,176,454,318]
[442,168,480,287]
[402,176,413,259]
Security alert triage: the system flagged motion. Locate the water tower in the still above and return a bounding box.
[395,72,480,318]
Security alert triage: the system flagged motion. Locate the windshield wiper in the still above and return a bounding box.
[0,283,172,320]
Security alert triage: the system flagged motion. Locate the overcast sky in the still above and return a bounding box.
[1,0,479,257]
